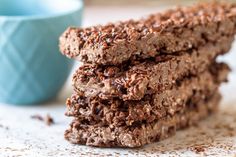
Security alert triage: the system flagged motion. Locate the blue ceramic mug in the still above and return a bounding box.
[0,0,83,104]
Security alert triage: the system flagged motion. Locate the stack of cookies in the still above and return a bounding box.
[59,2,236,147]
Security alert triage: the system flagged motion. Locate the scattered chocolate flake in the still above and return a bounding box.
[31,114,55,126]
[191,145,206,153]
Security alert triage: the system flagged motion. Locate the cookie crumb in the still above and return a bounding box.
[45,114,54,126]
[31,114,44,121]
[31,114,55,126]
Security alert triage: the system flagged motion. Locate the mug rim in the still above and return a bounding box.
[0,0,83,20]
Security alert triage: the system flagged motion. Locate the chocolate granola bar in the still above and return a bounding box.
[66,63,229,127]
[65,92,220,147]
[59,2,236,65]
[72,38,232,100]
[60,1,236,148]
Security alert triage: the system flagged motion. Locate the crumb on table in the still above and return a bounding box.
[30,114,55,126]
